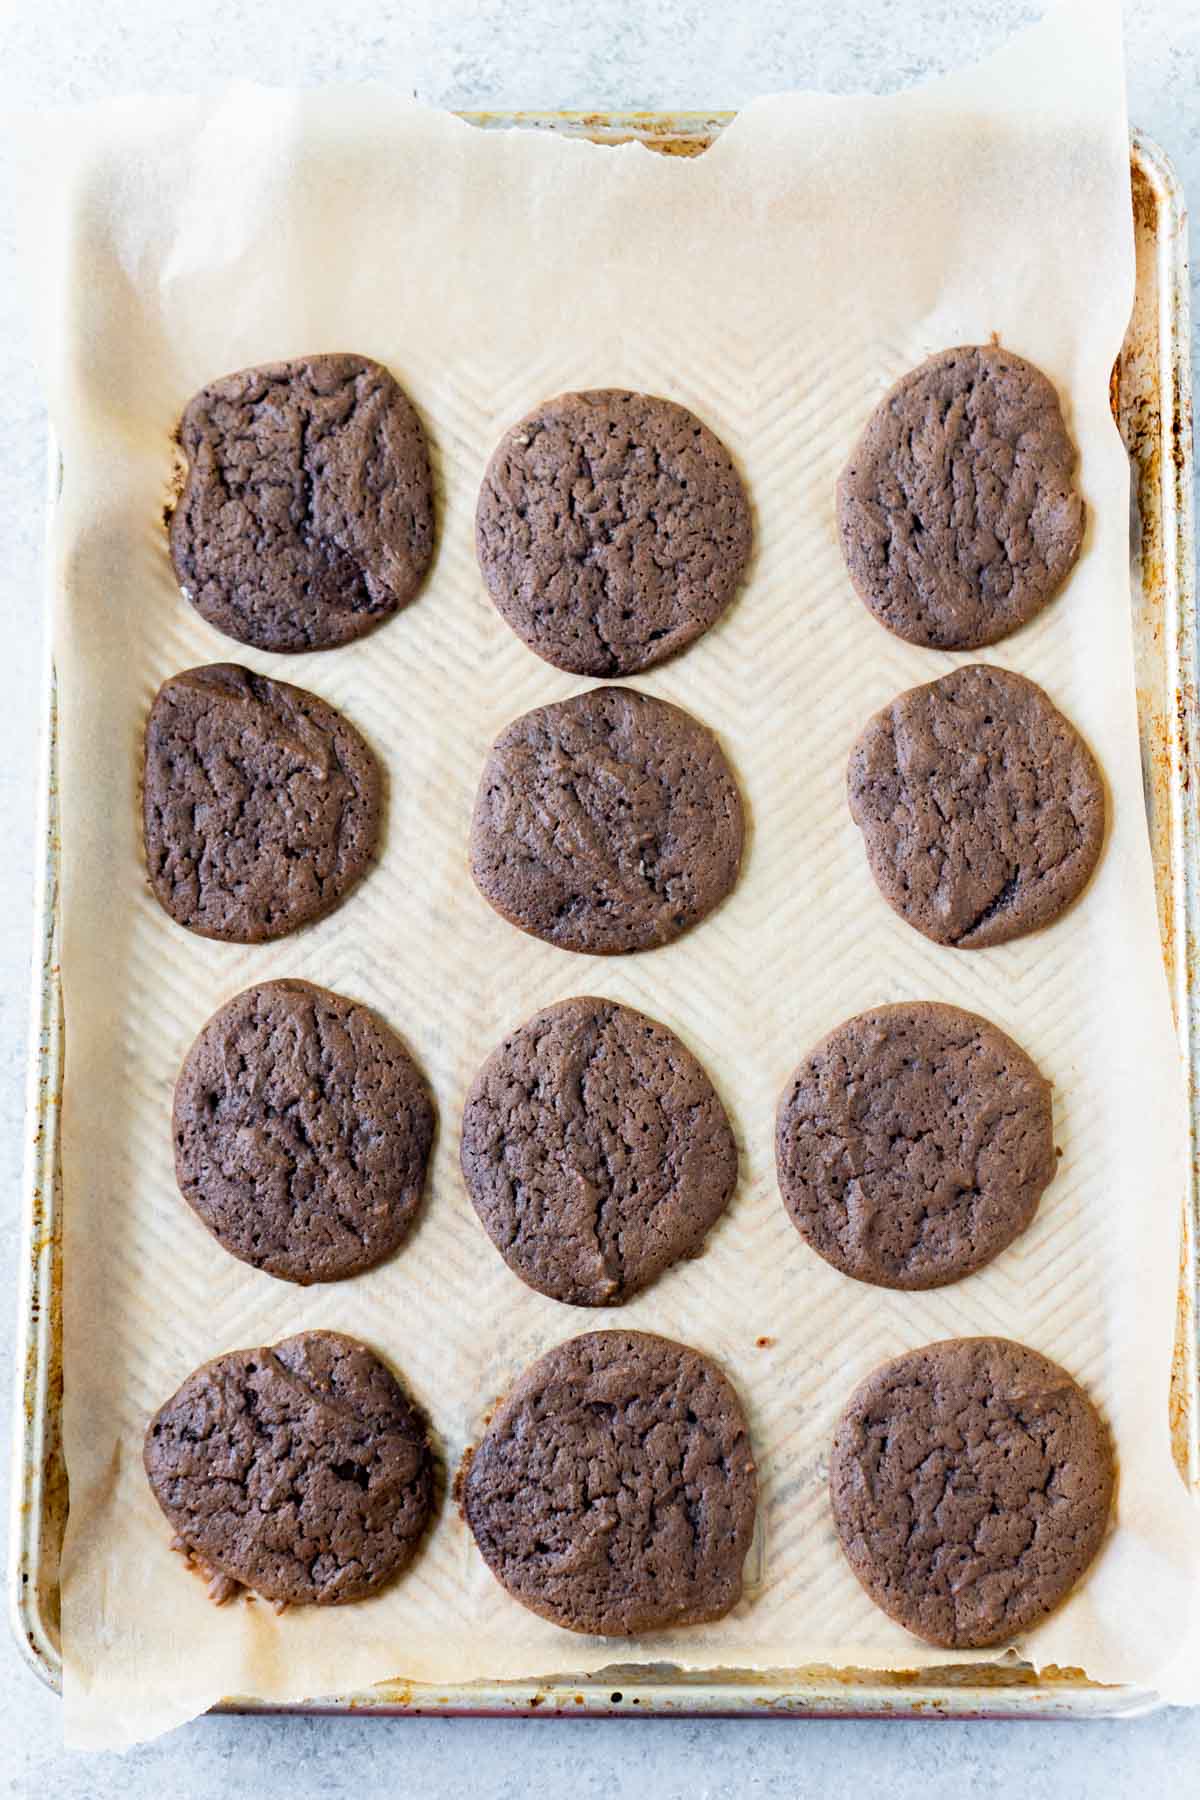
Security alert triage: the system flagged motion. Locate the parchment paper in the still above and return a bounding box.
[14,0,1200,1748]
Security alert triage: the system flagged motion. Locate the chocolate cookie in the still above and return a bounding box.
[830,1337,1113,1648]
[475,390,752,675]
[145,1330,434,1607]
[837,346,1084,649]
[461,997,737,1306]
[143,663,381,943]
[776,1003,1055,1290]
[459,1330,757,1635]
[847,664,1104,949]
[170,353,434,652]
[174,980,434,1285]
[469,685,743,955]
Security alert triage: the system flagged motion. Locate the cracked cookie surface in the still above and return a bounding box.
[837,346,1084,650]
[170,353,434,652]
[458,1330,757,1635]
[175,980,434,1285]
[468,685,743,955]
[830,1336,1113,1648]
[461,997,737,1306]
[143,663,381,943]
[144,1330,434,1606]
[776,1003,1054,1290]
[847,664,1104,949]
[476,389,752,675]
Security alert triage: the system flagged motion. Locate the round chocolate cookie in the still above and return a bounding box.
[459,1330,757,1635]
[475,389,752,675]
[145,1330,434,1607]
[174,980,434,1285]
[169,353,434,652]
[837,346,1084,650]
[461,997,737,1306]
[776,1003,1055,1290]
[847,664,1104,949]
[143,663,381,943]
[830,1336,1114,1649]
[469,685,743,955]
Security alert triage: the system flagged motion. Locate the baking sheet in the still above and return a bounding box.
[10,137,1195,1734]
[12,0,1200,1748]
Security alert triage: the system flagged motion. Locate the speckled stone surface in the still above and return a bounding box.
[1,0,1197,1788]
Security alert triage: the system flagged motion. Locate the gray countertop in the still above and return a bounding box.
[1,1,1196,1791]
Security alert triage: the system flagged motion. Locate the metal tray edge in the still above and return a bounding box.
[9,448,62,1690]
[1129,128,1199,1492]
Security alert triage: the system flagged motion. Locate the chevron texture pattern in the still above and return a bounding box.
[47,72,1192,1744]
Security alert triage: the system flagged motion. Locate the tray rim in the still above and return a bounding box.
[7,116,1195,1722]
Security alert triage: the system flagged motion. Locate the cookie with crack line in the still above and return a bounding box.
[143,663,381,943]
[830,1336,1113,1649]
[174,980,434,1285]
[847,663,1104,948]
[837,345,1084,650]
[145,1330,434,1607]
[776,1002,1055,1289]
[476,389,751,675]
[170,353,434,652]
[461,996,737,1305]
[469,684,743,955]
[459,1330,757,1635]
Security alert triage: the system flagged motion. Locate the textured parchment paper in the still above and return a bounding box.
[15,0,1200,1747]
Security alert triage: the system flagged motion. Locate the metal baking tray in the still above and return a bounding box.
[8,117,1195,1722]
